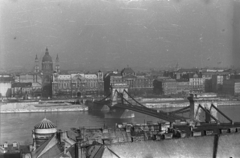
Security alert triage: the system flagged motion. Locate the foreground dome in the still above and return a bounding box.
[34,118,57,134]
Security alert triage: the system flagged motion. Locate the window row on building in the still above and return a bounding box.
[52,72,104,98]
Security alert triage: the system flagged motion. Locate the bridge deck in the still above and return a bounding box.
[114,103,188,122]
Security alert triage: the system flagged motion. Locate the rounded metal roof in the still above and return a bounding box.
[34,118,56,129]
[42,48,52,62]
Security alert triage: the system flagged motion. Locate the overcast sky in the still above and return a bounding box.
[0,0,237,72]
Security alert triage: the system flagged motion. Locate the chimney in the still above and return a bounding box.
[75,136,85,158]
[3,142,8,148]
[29,144,34,152]
[13,142,18,148]
[60,142,66,154]
[57,130,62,142]
[60,131,68,141]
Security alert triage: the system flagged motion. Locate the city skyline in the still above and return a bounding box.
[0,0,237,72]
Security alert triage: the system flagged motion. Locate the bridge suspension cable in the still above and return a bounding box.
[113,90,187,122]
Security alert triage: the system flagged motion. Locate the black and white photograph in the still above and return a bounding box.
[0,0,240,157]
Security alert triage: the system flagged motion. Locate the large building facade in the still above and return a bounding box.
[222,77,240,95]
[104,67,153,96]
[13,72,42,98]
[52,71,104,98]
[189,73,204,92]
[162,79,178,95]
[0,74,13,97]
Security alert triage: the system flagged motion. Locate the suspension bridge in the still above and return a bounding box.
[87,83,235,124]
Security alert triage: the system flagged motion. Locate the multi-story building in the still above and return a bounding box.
[153,79,162,94]
[121,67,136,90]
[104,67,154,96]
[110,74,123,85]
[201,68,227,79]
[174,68,199,80]
[222,78,240,95]
[14,73,42,84]
[201,71,214,81]
[133,75,152,90]
[174,68,227,93]
[84,72,104,95]
[176,80,190,94]
[11,82,32,99]
[211,74,228,92]
[201,68,230,92]
[52,71,104,98]
[14,73,42,97]
[204,79,212,92]
[0,74,13,98]
[13,54,43,98]
[153,77,171,94]
[154,78,191,95]
[52,74,71,97]
[189,73,204,92]
[162,79,178,95]
[121,67,153,94]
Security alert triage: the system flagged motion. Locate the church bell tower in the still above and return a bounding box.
[55,54,60,73]
[34,55,40,73]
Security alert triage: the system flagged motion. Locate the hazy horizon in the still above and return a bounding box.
[1,0,239,72]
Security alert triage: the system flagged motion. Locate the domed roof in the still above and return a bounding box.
[42,48,52,62]
[34,118,56,129]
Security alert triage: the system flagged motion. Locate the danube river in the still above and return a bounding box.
[1,105,240,144]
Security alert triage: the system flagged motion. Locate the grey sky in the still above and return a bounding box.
[0,0,236,72]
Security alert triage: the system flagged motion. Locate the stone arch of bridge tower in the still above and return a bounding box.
[188,94,218,123]
[111,83,129,106]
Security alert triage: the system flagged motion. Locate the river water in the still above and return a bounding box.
[1,105,240,145]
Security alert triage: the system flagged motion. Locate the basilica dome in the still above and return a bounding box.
[42,48,52,62]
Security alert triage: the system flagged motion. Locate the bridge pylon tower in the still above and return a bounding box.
[111,83,129,107]
[188,94,218,123]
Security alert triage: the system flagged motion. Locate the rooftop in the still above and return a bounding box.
[121,67,135,74]
[176,68,199,73]
[0,76,14,82]
[12,82,32,88]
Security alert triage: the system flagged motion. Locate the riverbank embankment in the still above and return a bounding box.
[0,102,88,113]
[1,97,238,113]
[141,98,240,108]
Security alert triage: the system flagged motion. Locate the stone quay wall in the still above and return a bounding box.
[0,102,88,113]
[144,100,240,109]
